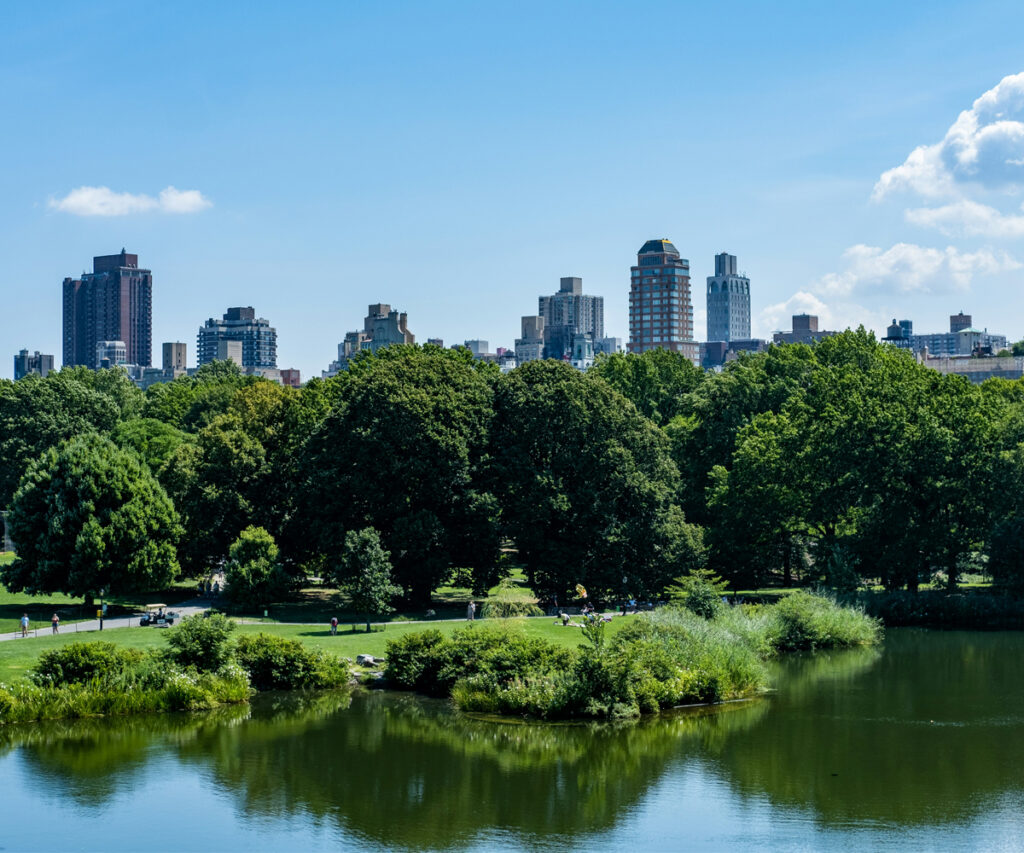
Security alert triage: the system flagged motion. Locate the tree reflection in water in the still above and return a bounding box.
[5,631,1022,847]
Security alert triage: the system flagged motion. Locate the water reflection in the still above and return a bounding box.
[707,630,1024,827]
[3,630,1023,848]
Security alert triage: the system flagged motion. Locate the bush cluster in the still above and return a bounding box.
[235,634,348,691]
[30,642,145,687]
[768,590,882,651]
[1,615,352,727]
[386,623,574,698]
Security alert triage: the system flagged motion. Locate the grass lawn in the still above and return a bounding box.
[0,561,198,635]
[0,614,630,683]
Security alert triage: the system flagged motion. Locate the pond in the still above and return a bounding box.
[2,629,1022,851]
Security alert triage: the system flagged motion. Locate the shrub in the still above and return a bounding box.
[478,599,544,618]
[385,624,575,697]
[769,590,881,651]
[478,576,544,619]
[666,568,729,620]
[235,633,348,691]
[384,629,447,691]
[166,613,236,671]
[29,642,144,687]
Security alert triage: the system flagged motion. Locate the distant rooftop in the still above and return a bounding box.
[638,238,679,257]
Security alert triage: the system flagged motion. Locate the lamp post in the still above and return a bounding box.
[99,588,105,631]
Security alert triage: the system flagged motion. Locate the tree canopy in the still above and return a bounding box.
[2,434,181,597]
[3,335,1023,603]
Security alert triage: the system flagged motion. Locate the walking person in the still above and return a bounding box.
[467,601,476,621]
[330,616,338,636]
[51,613,60,634]
[20,613,29,637]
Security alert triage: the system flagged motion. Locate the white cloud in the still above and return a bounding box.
[758,291,833,335]
[875,72,1024,202]
[904,199,1024,238]
[816,242,1019,296]
[49,185,212,216]
[157,186,212,213]
[755,291,891,340]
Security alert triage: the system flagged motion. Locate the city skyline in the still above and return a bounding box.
[4,2,1024,379]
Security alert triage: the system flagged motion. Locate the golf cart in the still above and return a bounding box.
[139,604,178,627]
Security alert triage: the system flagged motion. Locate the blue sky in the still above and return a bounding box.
[5,0,1024,378]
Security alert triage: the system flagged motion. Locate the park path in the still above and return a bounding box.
[2,600,210,642]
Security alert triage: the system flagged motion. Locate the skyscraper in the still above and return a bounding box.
[13,350,54,380]
[706,253,751,342]
[62,249,152,368]
[197,307,278,368]
[628,239,696,360]
[537,277,604,360]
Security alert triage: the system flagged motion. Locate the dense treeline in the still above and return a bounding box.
[2,331,1024,604]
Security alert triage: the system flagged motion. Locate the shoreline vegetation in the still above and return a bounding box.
[0,614,348,726]
[0,592,880,727]
[385,591,881,720]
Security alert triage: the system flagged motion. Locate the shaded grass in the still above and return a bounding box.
[227,568,541,625]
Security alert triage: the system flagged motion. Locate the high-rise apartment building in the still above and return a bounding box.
[323,304,415,375]
[628,239,697,361]
[515,315,545,364]
[62,249,152,368]
[950,312,972,333]
[197,307,277,368]
[13,349,54,380]
[706,253,751,342]
[162,342,187,371]
[538,277,604,360]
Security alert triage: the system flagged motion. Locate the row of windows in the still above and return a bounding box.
[632,267,689,277]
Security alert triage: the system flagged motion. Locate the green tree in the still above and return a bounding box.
[142,361,258,431]
[302,346,500,603]
[224,526,290,607]
[0,373,122,506]
[1,434,181,598]
[160,414,269,576]
[57,366,145,420]
[332,527,403,632]
[665,343,817,525]
[589,349,704,425]
[111,417,192,471]
[988,515,1024,592]
[491,360,703,601]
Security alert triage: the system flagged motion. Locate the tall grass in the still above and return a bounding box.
[0,665,251,725]
[388,591,882,721]
[766,590,882,651]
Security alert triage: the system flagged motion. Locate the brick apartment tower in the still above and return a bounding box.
[628,239,697,361]
[63,249,152,368]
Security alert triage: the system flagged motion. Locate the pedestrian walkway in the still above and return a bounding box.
[2,600,209,642]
